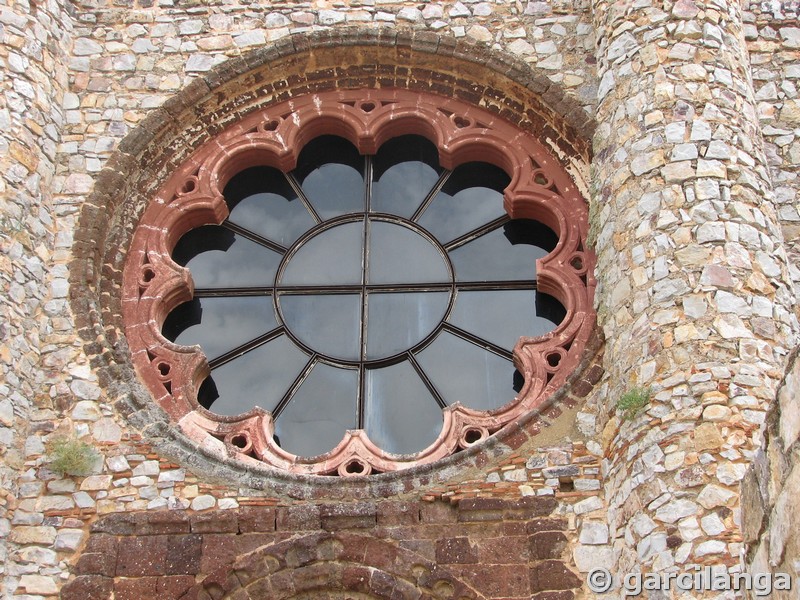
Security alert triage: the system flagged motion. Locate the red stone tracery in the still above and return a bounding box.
[122,89,596,476]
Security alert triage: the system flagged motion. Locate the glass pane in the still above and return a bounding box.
[204,334,308,416]
[364,362,443,455]
[371,135,442,217]
[274,363,358,457]
[418,162,509,244]
[415,331,515,411]
[368,222,450,284]
[164,296,277,361]
[366,292,449,360]
[448,290,562,351]
[449,220,557,282]
[173,226,282,288]
[295,136,365,218]
[280,293,362,361]
[225,167,315,247]
[280,221,364,286]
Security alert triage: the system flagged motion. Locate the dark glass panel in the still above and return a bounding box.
[418,162,510,243]
[172,226,281,288]
[280,221,364,286]
[163,296,276,361]
[224,167,315,246]
[415,331,515,411]
[294,136,365,218]
[274,363,358,457]
[204,334,308,416]
[448,290,563,351]
[280,293,362,360]
[364,362,443,455]
[365,292,450,360]
[371,135,442,217]
[368,222,450,284]
[449,220,557,282]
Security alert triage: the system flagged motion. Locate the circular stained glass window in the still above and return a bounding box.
[163,135,565,458]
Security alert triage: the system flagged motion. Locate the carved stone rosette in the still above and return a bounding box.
[122,89,596,477]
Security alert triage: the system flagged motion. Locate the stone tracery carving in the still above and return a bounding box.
[123,88,596,476]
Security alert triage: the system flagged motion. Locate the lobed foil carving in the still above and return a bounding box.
[122,89,596,476]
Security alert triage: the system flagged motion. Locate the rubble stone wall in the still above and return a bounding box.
[0,0,74,596]
[0,0,798,598]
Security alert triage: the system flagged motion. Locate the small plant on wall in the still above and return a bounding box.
[617,387,651,421]
[47,437,98,476]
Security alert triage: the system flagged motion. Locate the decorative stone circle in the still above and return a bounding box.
[122,88,596,476]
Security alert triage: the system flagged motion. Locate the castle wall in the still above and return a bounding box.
[589,0,798,586]
[0,0,798,597]
[0,0,74,595]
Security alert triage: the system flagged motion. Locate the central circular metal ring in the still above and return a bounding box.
[275,214,455,364]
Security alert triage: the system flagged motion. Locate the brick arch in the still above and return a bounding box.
[69,26,601,498]
[180,532,487,600]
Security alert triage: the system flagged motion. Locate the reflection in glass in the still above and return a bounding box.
[372,135,442,217]
[365,292,450,360]
[295,136,365,218]
[280,293,362,360]
[280,221,364,286]
[415,331,515,411]
[364,362,443,454]
[164,296,277,361]
[368,222,450,284]
[205,335,308,416]
[224,167,315,247]
[275,363,358,456]
[418,163,509,243]
[449,220,557,282]
[448,290,563,350]
[173,226,282,288]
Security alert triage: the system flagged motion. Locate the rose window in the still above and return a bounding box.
[123,90,595,476]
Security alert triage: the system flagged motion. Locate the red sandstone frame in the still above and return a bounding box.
[123,89,596,477]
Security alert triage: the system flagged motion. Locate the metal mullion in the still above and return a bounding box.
[285,172,322,224]
[271,354,318,420]
[275,284,364,295]
[443,215,510,251]
[208,326,285,370]
[194,287,273,297]
[221,221,288,254]
[442,323,514,360]
[407,352,447,410]
[411,168,452,222]
[364,282,453,293]
[357,155,372,429]
[454,281,538,292]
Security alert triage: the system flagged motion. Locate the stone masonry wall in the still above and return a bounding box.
[741,347,800,600]
[0,0,74,596]
[1,0,799,597]
[3,2,605,596]
[590,0,799,590]
[744,0,800,312]
[60,497,586,600]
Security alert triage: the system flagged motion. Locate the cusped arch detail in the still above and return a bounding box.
[70,26,599,495]
[123,88,596,476]
[180,532,487,600]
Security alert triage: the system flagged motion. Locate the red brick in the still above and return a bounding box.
[529,561,582,592]
[60,575,113,600]
[76,552,116,577]
[529,531,569,560]
[116,536,167,577]
[435,537,479,564]
[477,535,529,564]
[238,507,276,532]
[115,576,157,600]
[158,575,196,599]
[165,534,202,575]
